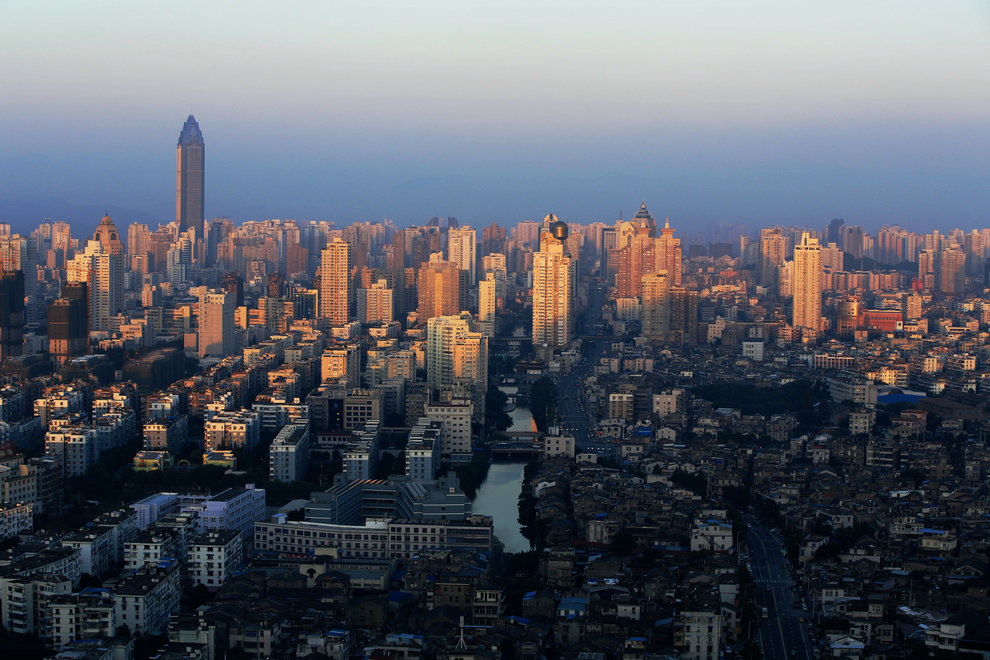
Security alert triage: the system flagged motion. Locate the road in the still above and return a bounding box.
[746,524,814,660]
[554,284,605,453]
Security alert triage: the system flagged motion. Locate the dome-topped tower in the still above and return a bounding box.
[550,219,569,242]
[93,213,124,255]
[632,200,657,236]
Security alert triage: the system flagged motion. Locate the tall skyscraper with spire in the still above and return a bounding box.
[655,217,682,286]
[176,115,205,238]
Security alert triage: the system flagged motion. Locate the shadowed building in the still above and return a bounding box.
[0,270,24,361]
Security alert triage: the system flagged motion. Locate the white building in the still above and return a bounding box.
[67,230,124,333]
[124,528,184,571]
[424,401,473,460]
[190,484,266,537]
[343,421,381,481]
[447,227,477,284]
[690,519,735,553]
[131,493,180,530]
[406,419,442,482]
[113,560,181,636]
[187,530,244,591]
[543,433,575,460]
[47,589,117,647]
[269,424,310,483]
[0,574,72,635]
[676,609,722,660]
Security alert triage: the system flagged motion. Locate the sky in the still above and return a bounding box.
[1,1,989,236]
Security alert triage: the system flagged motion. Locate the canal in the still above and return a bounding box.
[469,385,533,553]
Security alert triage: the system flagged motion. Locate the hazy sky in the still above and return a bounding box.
[2,1,989,236]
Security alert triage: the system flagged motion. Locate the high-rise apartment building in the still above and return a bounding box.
[792,232,822,336]
[426,314,473,390]
[532,216,575,348]
[615,233,653,298]
[939,246,966,295]
[357,279,393,324]
[176,115,205,238]
[478,274,496,337]
[669,287,698,345]
[319,238,352,325]
[67,217,124,333]
[447,227,477,285]
[198,290,234,359]
[481,253,507,308]
[759,228,787,292]
[417,255,466,324]
[640,272,670,339]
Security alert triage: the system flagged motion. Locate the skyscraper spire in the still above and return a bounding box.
[176,115,205,238]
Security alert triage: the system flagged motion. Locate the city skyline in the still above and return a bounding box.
[2,3,990,234]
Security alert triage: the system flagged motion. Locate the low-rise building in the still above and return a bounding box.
[268,424,310,483]
[186,530,243,591]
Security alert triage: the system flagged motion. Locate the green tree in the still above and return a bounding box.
[529,377,559,433]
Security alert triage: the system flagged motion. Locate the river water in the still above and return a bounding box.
[470,386,532,553]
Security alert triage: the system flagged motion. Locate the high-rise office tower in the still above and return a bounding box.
[532,215,575,348]
[447,227,477,285]
[176,115,205,238]
[417,255,466,324]
[655,218,683,286]
[48,294,87,365]
[0,270,24,361]
[792,233,822,335]
[198,289,235,358]
[319,237,352,325]
[640,272,670,339]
